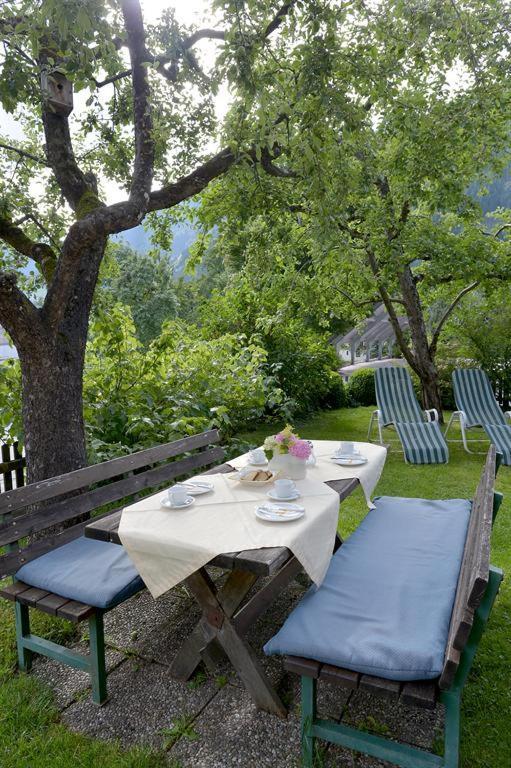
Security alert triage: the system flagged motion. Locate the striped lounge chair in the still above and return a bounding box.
[446,368,511,463]
[368,366,449,464]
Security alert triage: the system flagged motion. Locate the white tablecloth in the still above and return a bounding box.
[231,440,387,507]
[119,473,341,598]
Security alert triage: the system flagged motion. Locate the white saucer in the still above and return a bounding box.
[161,496,195,510]
[177,481,213,496]
[331,456,367,466]
[255,503,305,523]
[267,489,301,501]
[248,458,268,466]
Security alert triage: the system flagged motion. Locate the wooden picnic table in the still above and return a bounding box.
[85,463,359,717]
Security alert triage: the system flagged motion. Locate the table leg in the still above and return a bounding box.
[169,566,287,717]
[170,567,257,681]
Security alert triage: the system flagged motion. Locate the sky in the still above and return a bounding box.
[0,0,229,182]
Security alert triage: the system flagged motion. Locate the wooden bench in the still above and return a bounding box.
[285,446,504,768]
[0,430,224,704]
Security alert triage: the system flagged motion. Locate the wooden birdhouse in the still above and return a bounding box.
[40,70,73,116]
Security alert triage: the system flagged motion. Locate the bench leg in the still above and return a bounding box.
[443,691,460,768]
[14,601,33,672]
[301,676,316,768]
[89,611,107,705]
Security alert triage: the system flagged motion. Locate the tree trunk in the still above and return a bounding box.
[419,367,443,416]
[2,238,107,484]
[19,336,88,484]
[398,266,444,421]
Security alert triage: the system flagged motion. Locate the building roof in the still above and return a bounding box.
[332,304,408,348]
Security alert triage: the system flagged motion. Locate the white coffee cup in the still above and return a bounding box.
[274,478,296,498]
[249,448,266,464]
[338,441,355,455]
[167,486,190,506]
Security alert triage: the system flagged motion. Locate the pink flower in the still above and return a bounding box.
[289,439,311,460]
[275,432,285,443]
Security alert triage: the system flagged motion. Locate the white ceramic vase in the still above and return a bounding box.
[269,451,307,480]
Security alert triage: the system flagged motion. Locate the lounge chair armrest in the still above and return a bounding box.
[425,408,439,422]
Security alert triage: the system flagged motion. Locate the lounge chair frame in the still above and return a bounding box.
[444,410,511,454]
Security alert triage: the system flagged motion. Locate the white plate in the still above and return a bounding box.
[255,502,305,522]
[267,489,301,501]
[161,496,195,510]
[230,470,278,486]
[176,481,213,496]
[331,456,368,466]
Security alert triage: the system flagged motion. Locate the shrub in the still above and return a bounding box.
[321,371,347,409]
[347,368,376,406]
[83,305,281,461]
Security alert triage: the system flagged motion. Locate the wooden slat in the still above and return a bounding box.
[17,587,51,607]
[360,674,401,699]
[233,546,291,576]
[0,506,118,577]
[35,593,71,616]
[453,607,475,651]
[85,510,122,544]
[0,429,221,515]
[325,477,359,502]
[56,600,95,622]
[201,463,236,476]
[284,655,321,678]
[0,444,225,547]
[0,580,31,601]
[210,551,239,569]
[400,681,437,710]
[439,446,496,690]
[319,665,360,688]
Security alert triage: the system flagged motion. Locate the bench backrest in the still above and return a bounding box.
[439,445,496,690]
[0,429,224,578]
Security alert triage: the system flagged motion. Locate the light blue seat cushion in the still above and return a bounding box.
[16,537,144,610]
[265,496,471,681]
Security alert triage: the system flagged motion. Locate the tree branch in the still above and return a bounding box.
[365,249,418,371]
[263,1,297,38]
[429,281,479,357]
[41,108,97,213]
[0,142,48,166]
[0,216,57,282]
[332,286,405,308]
[260,146,298,178]
[148,147,239,212]
[120,0,154,209]
[0,271,43,351]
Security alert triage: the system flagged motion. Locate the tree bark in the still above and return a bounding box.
[398,265,443,420]
[20,338,88,483]
[1,238,106,483]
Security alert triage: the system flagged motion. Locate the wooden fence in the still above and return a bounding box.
[0,442,25,493]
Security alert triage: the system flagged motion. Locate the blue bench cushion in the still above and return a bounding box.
[16,537,144,610]
[265,496,471,681]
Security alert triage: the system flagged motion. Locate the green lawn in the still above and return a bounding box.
[1,406,510,767]
[240,407,511,768]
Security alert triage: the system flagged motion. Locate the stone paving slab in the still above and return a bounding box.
[32,574,440,768]
[62,657,219,750]
[32,645,124,709]
[170,680,302,768]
